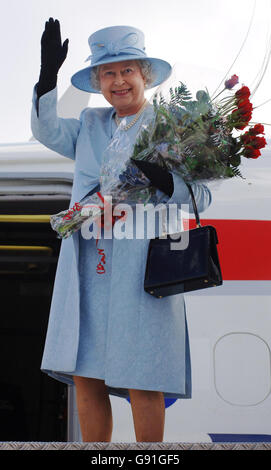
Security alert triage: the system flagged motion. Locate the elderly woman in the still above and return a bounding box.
[31,18,212,442]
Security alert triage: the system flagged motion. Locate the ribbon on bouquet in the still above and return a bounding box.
[95,192,127,274]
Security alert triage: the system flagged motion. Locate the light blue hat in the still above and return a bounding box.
[71,25,172,93]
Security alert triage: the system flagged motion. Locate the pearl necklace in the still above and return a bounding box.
[114,100,148,131]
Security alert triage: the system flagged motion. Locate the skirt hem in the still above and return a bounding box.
[42,368,192,400]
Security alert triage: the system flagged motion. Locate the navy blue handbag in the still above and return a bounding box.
[144,183,223,298]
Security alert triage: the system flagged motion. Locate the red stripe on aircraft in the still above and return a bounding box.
[187,219,271,280]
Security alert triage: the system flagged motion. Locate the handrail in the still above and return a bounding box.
[0,245,53,253]
[0,214,51,223]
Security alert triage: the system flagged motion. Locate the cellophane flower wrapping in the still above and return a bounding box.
[50,191,102,239]
[50,71,266,239]
[99,106,163,206]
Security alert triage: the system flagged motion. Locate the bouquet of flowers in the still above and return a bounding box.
[130,75,266,182]
[50,73,267,239]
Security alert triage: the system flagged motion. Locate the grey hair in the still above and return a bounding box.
[90,59,155,91]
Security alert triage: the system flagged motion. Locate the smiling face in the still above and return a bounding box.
[98,60,146,117]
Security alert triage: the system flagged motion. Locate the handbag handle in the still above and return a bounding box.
[185,182,201,228]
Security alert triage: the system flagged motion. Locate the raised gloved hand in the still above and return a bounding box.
[131,159,174,197]
[37,17,69,99]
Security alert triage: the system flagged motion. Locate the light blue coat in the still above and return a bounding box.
[31,85,212,399]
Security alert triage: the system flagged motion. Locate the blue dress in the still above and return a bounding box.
[31,88,212,400]
[62,115,192,399]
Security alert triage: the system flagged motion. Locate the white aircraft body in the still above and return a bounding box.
[1,135,270,443]
[1,75,271,442]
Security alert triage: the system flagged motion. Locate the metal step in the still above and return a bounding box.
[0,441,271,450]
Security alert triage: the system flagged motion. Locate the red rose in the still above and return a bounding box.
[231,108,252,120]
[241,132,253,145]
[235,117,252,130]
[236,96,251,106]
[250,136,267,149]
[238,100,253,113]
[235,86,251,100]
[231,102,252,129]
[249,123,265,135]
[241,112,252,121]
[250,152,261,159]
[243,146,261,158]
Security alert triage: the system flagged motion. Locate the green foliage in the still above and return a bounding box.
[132,81,245,182]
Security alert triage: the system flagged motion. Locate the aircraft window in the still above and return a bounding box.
[214,333,271,406]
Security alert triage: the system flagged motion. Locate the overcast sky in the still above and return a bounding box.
[1,0,271,142]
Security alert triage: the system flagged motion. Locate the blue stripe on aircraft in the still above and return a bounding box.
[209,434,271,442]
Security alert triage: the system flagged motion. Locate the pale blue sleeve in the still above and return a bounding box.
[31,84,81,160]
[156,170,212,214]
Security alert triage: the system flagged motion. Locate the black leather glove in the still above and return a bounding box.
[131,159,174,197]
[36,17,69,99]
